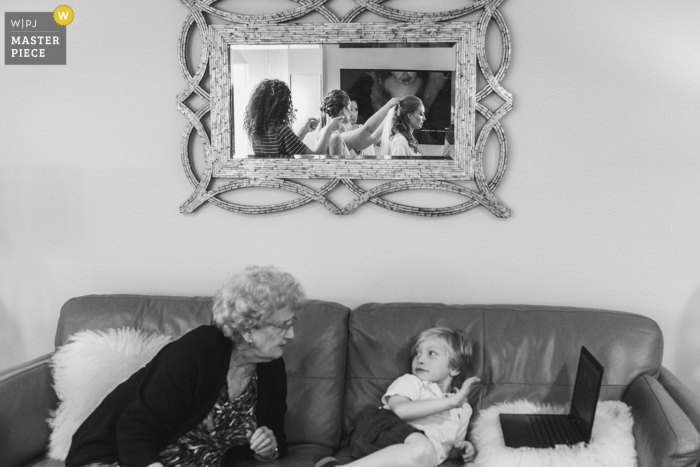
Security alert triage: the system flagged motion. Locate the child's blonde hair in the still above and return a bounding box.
[412,327,473,389]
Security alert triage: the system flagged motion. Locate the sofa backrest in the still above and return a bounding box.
[56,298,665,450]
[343,303,663,436]
[56,295,350,449]
[56,295,214,346]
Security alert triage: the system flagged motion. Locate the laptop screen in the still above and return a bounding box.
[570,346,604,442]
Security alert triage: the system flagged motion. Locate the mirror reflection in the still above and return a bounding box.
[230,43,456,159]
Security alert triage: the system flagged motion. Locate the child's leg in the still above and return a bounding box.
[343,433,438,467]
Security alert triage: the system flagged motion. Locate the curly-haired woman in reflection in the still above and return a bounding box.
[243,79,342,157]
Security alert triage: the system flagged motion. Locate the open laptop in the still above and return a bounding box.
[499,346,604,448]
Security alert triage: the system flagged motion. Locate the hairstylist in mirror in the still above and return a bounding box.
[244,79,343,157]
[319,89,398,157]
[65,265,305,467]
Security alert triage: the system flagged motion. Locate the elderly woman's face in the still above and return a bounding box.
[249,307,296,361]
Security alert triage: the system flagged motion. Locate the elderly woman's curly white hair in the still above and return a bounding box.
[212,265,305,343]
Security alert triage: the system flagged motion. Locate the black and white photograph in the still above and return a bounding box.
[2,1,699,467]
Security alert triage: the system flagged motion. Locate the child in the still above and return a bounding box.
[316,327,480,467]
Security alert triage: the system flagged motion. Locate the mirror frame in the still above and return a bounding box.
[177,1,512,217]
[210,23,475,181]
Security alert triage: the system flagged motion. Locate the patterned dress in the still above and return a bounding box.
[160,374,258,466]
[83,375,258,467]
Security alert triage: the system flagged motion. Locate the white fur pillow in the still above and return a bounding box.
[470,399,637,467]
[48,328,172,460]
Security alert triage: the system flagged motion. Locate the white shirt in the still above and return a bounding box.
[389,134,420,156]
[381,374,472,464]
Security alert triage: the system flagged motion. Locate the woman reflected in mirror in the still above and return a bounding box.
[380,95,425,157]
[243,79,343,157]
[367,71,449,144]
[320,89,399,157]
[344,99,378,157]
[343,100,360,132]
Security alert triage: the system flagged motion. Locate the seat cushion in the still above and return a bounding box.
[236,444,335,467]
[24,445,334,467]
[22,456,64,467]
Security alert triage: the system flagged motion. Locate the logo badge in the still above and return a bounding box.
[53,6,73,26]
[5,8,70,65]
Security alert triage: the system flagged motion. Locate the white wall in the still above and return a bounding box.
[2,0,699,400]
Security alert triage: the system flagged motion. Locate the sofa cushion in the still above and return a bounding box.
[344,303,485,436]
[55,295,214,346]
[55,295,350,449]
[481,305,663,406]
[283,300,349,448]
[236,444,335,467]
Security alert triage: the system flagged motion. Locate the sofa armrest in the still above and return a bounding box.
[659,367,700,435]
[0,354,58,467]
[623,373,700,467]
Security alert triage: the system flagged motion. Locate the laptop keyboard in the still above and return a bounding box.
[531,415,582,445]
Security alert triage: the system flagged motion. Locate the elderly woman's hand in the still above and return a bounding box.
[248,426,278,460]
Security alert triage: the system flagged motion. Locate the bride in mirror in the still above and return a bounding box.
[380,95,425,157]
[319,90,399,157]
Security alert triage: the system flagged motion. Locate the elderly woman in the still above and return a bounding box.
[320,89,398,157]
[65,265,305,467]
[243,79,343,157]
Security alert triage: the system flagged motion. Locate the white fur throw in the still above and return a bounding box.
[48,328,172,460]
[470,400,637,467]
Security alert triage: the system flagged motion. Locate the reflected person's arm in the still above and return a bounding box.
[295,117,319,140]
[341,97,399,151]
[328,132,344,156]
[368,123,385,147]
[302,116,343,155]
[352,122,384,152]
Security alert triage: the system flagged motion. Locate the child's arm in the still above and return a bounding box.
[387,377,480,421]
[386,394,455,421]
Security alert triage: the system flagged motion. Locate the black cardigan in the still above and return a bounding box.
[65,325,288,467]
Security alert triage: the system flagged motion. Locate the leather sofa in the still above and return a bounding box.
[2,295,700,467]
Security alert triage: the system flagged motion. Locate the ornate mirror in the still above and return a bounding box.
[178,1,512,217]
